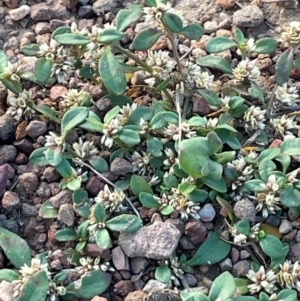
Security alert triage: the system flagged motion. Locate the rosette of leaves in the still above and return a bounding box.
[55,203,142,251]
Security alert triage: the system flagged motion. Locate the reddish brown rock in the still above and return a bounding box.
[30,3,53,21]
[185,221,207,244]
[4,0,19,8]
[114,280,134,297]
[67,0,79,9]
[50,86,68,102]
[124,291,145,301]
[15,121,28,140]
[85,243,111,259]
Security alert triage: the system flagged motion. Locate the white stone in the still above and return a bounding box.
[9,5,30,21]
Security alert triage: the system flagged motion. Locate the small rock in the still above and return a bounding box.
[240,250,250,259]
[22,203,38,217]
[0,281,16,301]
[35,22,52,35]
[112,246,130,271]
[50,86,68,101]
[203,20,218,33]
[292,219,300,229]
[233,6,264,28]
[179,235,195,250]
[58,203,75,226]
[85,243,111,259]
[266,215,281,227]
[30,3,53,21]
[13,139,34,155]
[15,120,28,140]
[1,219,19,233]
[257,58,272,71]
[233,199,256,222]
[199,204,216,222]
[217,0,235,10]
[288,243,300,262]
[0,145,17,162]
[36,182,52,198]
[219,258,232,271]
[85,176,104,196]
[4,0,19,8]
[216,29,233,38]
[19,172,38,192]
[279,220,293,234]
[36,33,51,45]
[184,274,197,287]
[67,0,79,9]
[124,291,146,301]
[131,71,147,86]
[78,5,94,18]
[26,120,47,139]
[43,166,60,182]
[295,231,300,243]
[282,229,297,242]
[185,221,207,244]
[165,218,185,234]
[192,97,212,116]
[9,5,30,21]
[52,4,69,19]
[92,0,119,15]
[130,257,148,274]
[114,280,134,297]
[143,279,169,293]
[15,153,28,165]
[50,190,72,208]
[232,260,250,277]
[110,158,133,175]
[1,191,21,211]
[95,97,112,112]
[0,115,14,140]
[119,221,181,259]
[91,297,108,301]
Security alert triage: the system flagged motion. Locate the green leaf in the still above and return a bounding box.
[243,179,265,192]
[21,44,40,56]
[248,81,264,102]
[127,106,153,125]
[202,176,227,193]
[209,272,235,301]
[34,58,52,83]
[39,200,58,218]
[179,132,223,179]
[186,189,208,203]
[0,50,8,72]
[54,229,77,241]
[280,138,300,156]
[197,89,221,106]
[66,270,111,298]
[118,129,140,146]
[72,188,88,205]
[130,175,153,196]
[97,28,125,43]
[147,136,163,156]
[275,48,294,85]
[234,278,250,295]
[95,228,112,249]
[45,147,63,166]
[132,28,163,50]
[181,292,210,301]
[0,227,31,268]
[180,23,204,40]
[276,289,297,301]
[206,37,237,53]
[56,158,73,178]
[55,33,90,45]
[34,104,60,123]
[259,234,283,259]
[0,269,20,282]
[29,147,48,166]
[145,0,157,6]
[187,232,231,266]
[162,12,183,33]
[155,266,171,283]
[140,192,160,209]
[99,46,127,95]
[294,57,300,70]
[79,65,94,79]
[88,156,108,173]
[254,38,277,54]
[197,55,233,74]
[106,94,132,106]
[150,111,178,129]
[258,148,281,162]
[0,78,22,95]
[161,205,174,215]
[234,28,245,45]
[66,179,81,191]
[17,270,48,301]
[116,5,143,32]
[235,220,250,235]
[61,107,89,138]
[106,214,142,232]
[233,297,258,301]
[94,203,106,222]
[280,185,300,207]
[51,26,71,39]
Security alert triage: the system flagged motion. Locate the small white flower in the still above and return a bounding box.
[195,71,215,89]
[117,103,138,126]
[205,117,219,128]
[281,21,300,46]
[101,118,121,148]
[162,122,197,143]
[233,59,260,83]
[2,61,24,81]
[132,151,151,175]
[230,226,247,245]
[45,132,66,152]
[271,115,299,138]
[61,89,89,111]
[163,148,179,173]
[243,106,266,133]
[274,83,298,107]
[276,260,300,290]
[237,38,256,56]
[72,138,98,159]
[255,192,281,218]
[247,266,277,294]
[143,0,173,25]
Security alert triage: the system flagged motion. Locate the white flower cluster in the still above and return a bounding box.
[75,257,114,277]
[274,83,298,108]
[61,89,90,111]
[6,90,35,121]
[237,38,256,56]
[2,61,24,82]
[45,132,66,152]
[281,21,300,47]
[132,151,152,175]
[162,122,197,143]
[101,118,121,148]
[117,103,138,126]
[271,115,298,138]
[72,138,98,159]
[277,260,300,290]
[233,59,260,83]
[243,106,266,133]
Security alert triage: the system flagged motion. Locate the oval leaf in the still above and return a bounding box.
[116,5,143,32]
[162,12,183,33]
[106,215,142,232]
[206,37,237,53]
[55,33,90,45]
[132,28,163,50]
[254,38,277,54]
[197,55,233,74]
[275,48,294,85]
[180,24,204,40]
[34,58,52,83]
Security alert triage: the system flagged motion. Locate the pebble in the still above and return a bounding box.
[233,6,264,28]
[30,3,53,21]
[84,243,111,259]
[165,218,185,234]
[85,176,104,196]
[9,5,30,21]
[282,229,297,242]
[192,97,212,116]
[26,120,47,139]
[92,0,119,15]
[15,120,28,141]
[49,190,72,208]
[110,158,133,175]
[266,215,281,227]
[232,260,250,277]
[185,220,207,244]
[288,243,300,262]
[0,145,17,162]
[78,5,94,18]
[13,138,34,155]
[240,250,251,260]
[36,182,52,198]
[233,199,256,222]
[143,279,170,293]
[184,274,197,287]
[112,246,130,271]
[58,203,75,226]
[67,0,79,9]
[43,167,61,183]
[295,231,300,243]
[35,22,52,35]
[18,172,38,192]
[124,291,146,301]
[119,221,181,259]
[130,257,148,274]
[203,20,218,33]
[179,235,195,250]
[199,204,216,222]
[114,280,134,297]
[1,191,21,211]
[0,115,14,141]
[21,203,38,217]
[219,258,232,271]
[1,219,19,234]
[15,153,28,165]
[4,0,19,8]
[279,220,293,234]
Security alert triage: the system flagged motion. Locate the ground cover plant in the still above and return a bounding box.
[1,0,300,300]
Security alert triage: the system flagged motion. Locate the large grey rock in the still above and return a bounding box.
[0,115,14,140]
[0,145,17,162]
[92,0,118,15]
[233,6,264,28]
[119,221,181,259]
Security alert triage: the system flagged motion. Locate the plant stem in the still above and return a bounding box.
[266,83,277,120]
[113,44,153,73]
[182,96,191,120]
[169,33,182,72]
[74,159,140,218]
